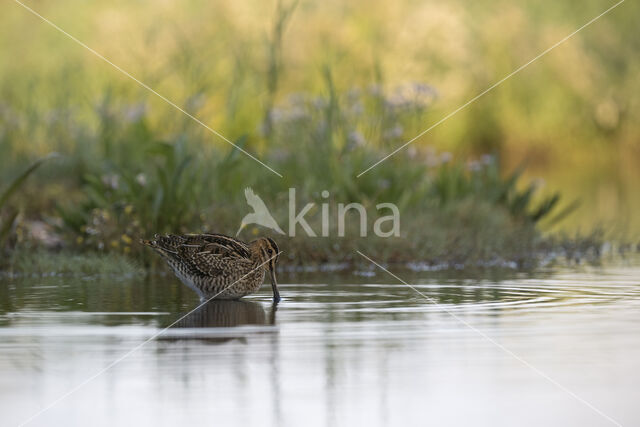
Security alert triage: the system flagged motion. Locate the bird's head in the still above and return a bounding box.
[249,237,281,303]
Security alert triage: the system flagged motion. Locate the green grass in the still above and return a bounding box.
[0,68,589,269]
[29,83,568,267]
[0,154,57,247]
[0,0,636,272]
[5,249,144,276]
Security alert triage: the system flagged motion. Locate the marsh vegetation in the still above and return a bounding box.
[0,0,637,273]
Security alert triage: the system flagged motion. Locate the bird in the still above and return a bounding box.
[236,187,285,236]
[141,233,281,302]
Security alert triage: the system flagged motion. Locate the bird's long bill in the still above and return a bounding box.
[269,268,281,303]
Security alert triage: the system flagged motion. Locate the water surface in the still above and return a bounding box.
[1,263,639,426]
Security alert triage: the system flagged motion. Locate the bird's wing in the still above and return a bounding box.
[200,234,251,258]
[173,245,222,277]
[151,234,186,254]
[176,242,251,277]
[244,187,270,212]
[146,233,253,276]
[192,251,252,277]
[174,233,251,258]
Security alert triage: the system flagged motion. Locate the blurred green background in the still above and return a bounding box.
[0,0,637,266]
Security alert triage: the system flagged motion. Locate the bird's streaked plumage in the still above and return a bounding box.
[141,233,281,302]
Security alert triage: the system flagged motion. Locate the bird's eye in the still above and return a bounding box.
[267,248,273,255]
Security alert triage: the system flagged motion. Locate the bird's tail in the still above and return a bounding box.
[140,238,155,247]
[140,234,177,259]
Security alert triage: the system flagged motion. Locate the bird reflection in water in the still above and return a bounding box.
[160,300,277,344]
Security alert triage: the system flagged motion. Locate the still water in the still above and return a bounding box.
[1,262,639,426]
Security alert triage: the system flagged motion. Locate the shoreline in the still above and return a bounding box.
[3,241,637,278]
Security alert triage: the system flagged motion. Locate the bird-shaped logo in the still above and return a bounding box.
[236,187,285,236]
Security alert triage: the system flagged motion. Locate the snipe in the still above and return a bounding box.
[141,233,281,302]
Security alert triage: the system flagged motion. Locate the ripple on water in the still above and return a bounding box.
[1,265,640,426]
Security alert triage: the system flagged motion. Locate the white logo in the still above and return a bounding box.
[236,188,286,236]
[237,187,400,238]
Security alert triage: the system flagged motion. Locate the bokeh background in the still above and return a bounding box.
[0,0,637,267]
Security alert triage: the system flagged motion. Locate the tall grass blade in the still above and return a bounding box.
[0,153,59,209]
[0,209,19,248]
